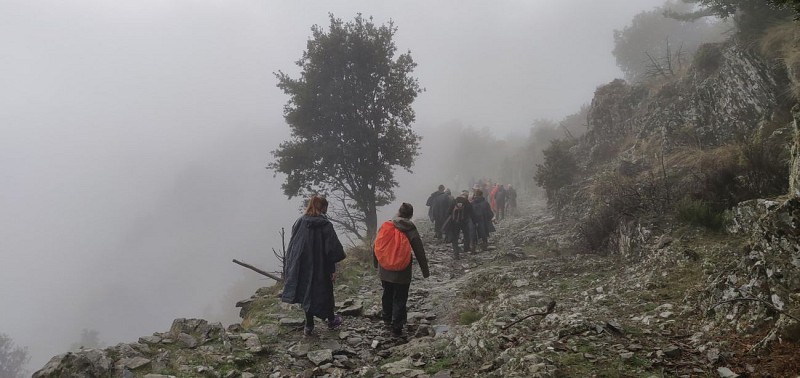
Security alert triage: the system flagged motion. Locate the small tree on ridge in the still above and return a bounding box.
[270,14,422,239]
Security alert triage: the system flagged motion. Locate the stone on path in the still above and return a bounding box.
[307,349,333,366]
[279,318,305,326]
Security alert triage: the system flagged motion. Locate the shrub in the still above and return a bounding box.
[738,126,791,199]
[576,206,621,253]
[535,139,578,204]
[693,43,724,75]
[458,309,483,325]
[675,197,726,230]
[577,164,672,254]
[348,244,374,265]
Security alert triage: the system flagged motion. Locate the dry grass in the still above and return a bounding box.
[665,145,739,172]
[760,21,800,99]
[760,22,799,59]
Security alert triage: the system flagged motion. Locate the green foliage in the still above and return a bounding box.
[675,197,726,229]
[771,0,800,17]
[458,309,483,325]
[737,125,791,198]
[613,1,728,81]
[680,128,790,211]
[534,139,578,203]
[577,157,673,253]
[692,43,725,75]
[577,206,621,253]
[271,14,422,238]
[461,286,498,301]
[424,356,455,374]
[0,333,29,378]
[671,0,789,36]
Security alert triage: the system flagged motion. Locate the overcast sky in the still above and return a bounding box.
[0,0,665,371]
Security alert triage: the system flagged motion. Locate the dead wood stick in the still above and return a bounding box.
[232,259,283,282]
[501,300,556,330]
[711,297,800,323]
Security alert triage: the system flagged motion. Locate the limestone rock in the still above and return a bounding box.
[307,349,333,366]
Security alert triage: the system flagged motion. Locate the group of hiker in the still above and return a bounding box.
[280,184,517,339]
[426,181,517,259]
[281,195,429,339]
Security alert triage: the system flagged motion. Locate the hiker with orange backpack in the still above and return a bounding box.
[373,203,430,336]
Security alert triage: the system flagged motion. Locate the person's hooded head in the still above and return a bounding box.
[397,202,414,219]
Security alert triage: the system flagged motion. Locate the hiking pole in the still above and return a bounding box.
[501,300,556,330]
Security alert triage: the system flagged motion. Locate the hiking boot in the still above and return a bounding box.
[391,326,403,337]
[327,315,343,330]
[303,326,316,337]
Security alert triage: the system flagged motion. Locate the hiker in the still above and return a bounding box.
[447,190,473,259]
[471,189,495,250]
[432,188,452,240]
[426,185,449,239]
[374,203,430,336]
[489,183,500,213]
[495,184,507,221]
[426,185,443,221]
[281,195,346,337]
[506,184,517,216]
[441,188,455,243]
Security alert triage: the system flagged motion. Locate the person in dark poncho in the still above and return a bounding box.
[471,189,495,250]
[281,195,347,337]
[426,185,450,240]
[374,203,430,336]
[446,190,473,259]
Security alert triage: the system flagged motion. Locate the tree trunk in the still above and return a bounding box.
[365,202,378,241]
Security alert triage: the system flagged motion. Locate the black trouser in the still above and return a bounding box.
[381,281,410,331]
[434,217,445,239]
[450,221,470,258]
[496,200,506,220]
[305,309,334,329]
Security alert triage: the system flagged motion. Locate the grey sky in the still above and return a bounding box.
[1,0,664,370]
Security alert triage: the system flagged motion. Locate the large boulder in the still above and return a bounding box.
[33,349,113,378]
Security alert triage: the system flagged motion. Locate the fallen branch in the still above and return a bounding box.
[710,297,800,323]
[501,300,556,330]
[232,259,283,282]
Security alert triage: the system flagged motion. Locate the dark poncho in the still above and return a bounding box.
[281,215,346,318]
[471,196,496,238]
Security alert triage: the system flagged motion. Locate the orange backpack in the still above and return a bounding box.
[374,220,412,271]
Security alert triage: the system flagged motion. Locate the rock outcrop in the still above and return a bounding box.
[584,42,788,159]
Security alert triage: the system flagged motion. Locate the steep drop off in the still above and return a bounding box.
[33,37,800,377]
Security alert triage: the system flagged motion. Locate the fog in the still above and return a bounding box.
[0,0,663,371]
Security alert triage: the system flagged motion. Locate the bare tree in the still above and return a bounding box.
[645,39,687,79]
[0,333,29,378]
[273,227,286,279]
[326,189,367,241]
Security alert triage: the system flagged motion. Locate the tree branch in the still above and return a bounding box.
[232,259,283,282]
[501,300,556,330]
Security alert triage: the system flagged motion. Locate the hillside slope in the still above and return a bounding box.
[33,196,800,377]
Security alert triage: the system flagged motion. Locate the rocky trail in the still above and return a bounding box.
[34,199,800,377]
